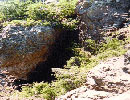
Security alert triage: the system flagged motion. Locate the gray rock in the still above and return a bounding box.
[124,50,130,65]
[76,0,130,42]
[0,25,59,80]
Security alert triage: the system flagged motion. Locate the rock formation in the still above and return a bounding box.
[57,50,130,100]
[56,1,130,99]
[75,0,130,43]
[0,25,59,80]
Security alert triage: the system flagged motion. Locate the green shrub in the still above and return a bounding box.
[19,82,56,100]
[14,36,128,100]
[0,0,78,29]
[99,38,124,53]
[85,39,98,54]
[26,0,78,28]
[67,37,127,68]
[5,1,128,100]
[66,57,81,68]
[2,19,51,27]
[0,1,31,21]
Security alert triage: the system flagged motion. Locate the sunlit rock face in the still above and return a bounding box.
[76,0,130,42]
[0,25,59,80]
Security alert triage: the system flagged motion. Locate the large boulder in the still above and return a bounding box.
[0,25,59,80]
[76,0,130,43]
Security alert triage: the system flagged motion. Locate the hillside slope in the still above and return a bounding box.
[57,51,130,100]
[57,26,130,100]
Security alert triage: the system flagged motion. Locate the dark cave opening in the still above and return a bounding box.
[14,29,79,89]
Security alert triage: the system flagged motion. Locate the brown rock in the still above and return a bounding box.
[0,25,60,80]
[57,53,130,100]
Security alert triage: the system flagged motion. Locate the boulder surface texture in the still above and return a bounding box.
[57,50,130,100]
[76,0,130,43]
[0,25,58,80]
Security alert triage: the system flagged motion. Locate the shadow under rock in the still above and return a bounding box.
[13,29,79,90]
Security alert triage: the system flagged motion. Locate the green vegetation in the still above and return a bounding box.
[0,0,129,100]
[0,0,78,29]
[14,35,128,100]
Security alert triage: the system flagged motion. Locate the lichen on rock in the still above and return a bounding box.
[0,25,58,80]
[76,0,130,43]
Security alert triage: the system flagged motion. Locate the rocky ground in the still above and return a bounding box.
[1,51,130,100]
[57,50,130,100]
[0,0,129,99]
[0,26,129,100]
